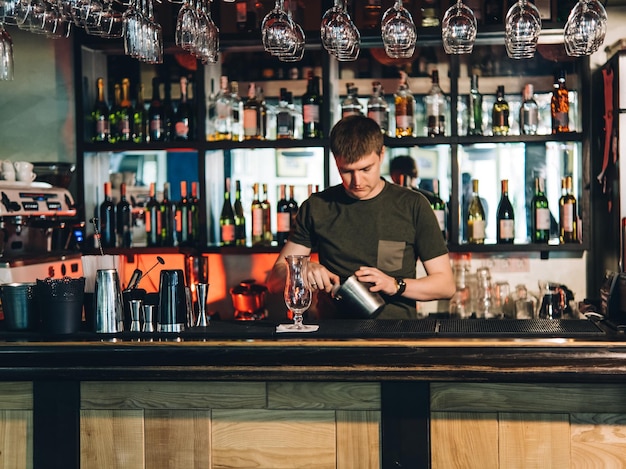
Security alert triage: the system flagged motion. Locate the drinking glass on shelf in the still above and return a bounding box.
[381,0,416,59]
[0,22,14,81]
[564,0,607,57]
[504,0,541,59]
[442,0,477,54]
[281,255,314,331]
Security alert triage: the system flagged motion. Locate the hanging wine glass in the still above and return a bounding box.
[0,22,14,80]
[280,255,315,331]
[564,0,607,57]
[441,0,477,54]
[381,0,416,59]
[504,0,541,59]
[321,0,360,61]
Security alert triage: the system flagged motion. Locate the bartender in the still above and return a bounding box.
[267,116,455,319]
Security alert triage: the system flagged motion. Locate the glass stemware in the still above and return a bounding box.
[441,0,477,55]
[381,0,416,59]
[564,0,607,57]
[282,254,314,331]
[504,0,541,59]
[321,0,360,61]
[0,21,14,80]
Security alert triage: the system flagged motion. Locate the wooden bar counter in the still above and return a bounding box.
[2,318,626,468]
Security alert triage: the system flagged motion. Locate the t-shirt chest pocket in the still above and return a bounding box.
[377,240,405,272]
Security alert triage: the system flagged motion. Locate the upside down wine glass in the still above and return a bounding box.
[282,255,314,331]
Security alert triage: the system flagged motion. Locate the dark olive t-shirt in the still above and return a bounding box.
[290,180,448,319]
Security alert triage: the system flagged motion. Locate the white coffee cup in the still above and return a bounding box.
[0,160,15,181]
[13,161,33,173]
[16,170,36,182]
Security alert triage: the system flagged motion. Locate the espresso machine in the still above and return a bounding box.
[0,180,84,283]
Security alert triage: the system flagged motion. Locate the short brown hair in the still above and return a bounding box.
[330,116,384,164]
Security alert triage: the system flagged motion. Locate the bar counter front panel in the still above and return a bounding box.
[2,319,626,469]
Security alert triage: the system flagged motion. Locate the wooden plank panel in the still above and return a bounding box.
[499,412,570,469]
[81,409,145,469]
[430,411,498,469]
[0,382,32,410]
[268,382,380,410]
[81,381,266,409]
[144,410,210,469]
[431,383,626,413]
[212,409,335,469]
[336,410,380,469]
[0,410,32,469]
[571,413,626,468]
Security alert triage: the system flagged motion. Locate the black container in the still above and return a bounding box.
[157,269,187,332]
[0,283,38,330]
[36,277,85,334]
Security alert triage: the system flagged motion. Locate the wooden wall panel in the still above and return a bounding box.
[268,382,380,410]
[211,409,336,469]
[430,412,498,469]
[0,410,32,469]
[336,410,380,469]
[81,409,145,469]
[571,413,626,468]
[499,413,570,469]
[81,381,266,409]
[144,410,211,469]
[0,382,32,410]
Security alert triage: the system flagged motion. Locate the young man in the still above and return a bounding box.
[268,115,455,319]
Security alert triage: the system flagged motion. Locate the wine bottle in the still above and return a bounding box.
[288,184,298,234]
[118,78,132,142]
[99,181,116,248]
[302,73,322,138]
[520,83,539,135]
[559,176,577,243]
[145,182,161,247]
[148,77,164,142]
[276,87,295,139]
[341,83,363,118]
[234,180,246,246]
[132,83,146,143]
[251,183,263,246]
[257,86,268,140]
[159,182,176,246]
[230,81,243,142]
[109,83,122,144]
[220,178,236,247]
[176,181,191,245]
[467,179,486,244]
[468,74,483,136]
[276,184,290,245]
[531,177,550,243]
[496,179,515,244]
[552,70,569,134]
[492,85,510,136]
[243,82,261,140]
[425,69,446,137]
[92,77,110,143]
[261,183,273,245]
[214,76,232,141]
[116,182,132,248]
[174,76,192,141]
[163,80,174,142]
[431,179,446,240]
[394,71,415,138]
[367,81,389,135]
[189,181,200,243]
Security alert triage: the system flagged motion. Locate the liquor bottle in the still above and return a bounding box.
[341,83,363,118]
[531,177,550,243]
[302,74,322,139]
[162,80,175,141]
[132,83,146,143]
[257,86,268,140]
[251,183,263,246]
[421,0,440,27]
[276,88,295,139]
[367,81,389,135]
[394,71,415,138]
[159,182,176,246]
[559,176,578,243]
[116,182,132,248]
[92,77,110,142]
[145,182,161,247]
[425,69,446,137]
[219,178,236,247]
[230,81,243,141]
[118,78,132,142]
[467,179,486,244]
[496,179,515,244]
[261,183,273,245]
[109,83,122,143]
[552,70,569,134]
[234,180,246,246]
[99,182,116,248]
[174,76,192,141]
[431,179,446,239]
[236,0,248,32]
[243,82,261,140]
[148,77,164,142]
[189,181,200,243]
[276,184,290,245]
[520,83,539,135]
[492,85,510,136]
[176,181,191,245]
[468,74,483,136]
[214,76,232,141]
[288,184,298,233]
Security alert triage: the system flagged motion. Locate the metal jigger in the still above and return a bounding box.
[195,283,210,327]
[129,299,142,332]
[142,304,155,332]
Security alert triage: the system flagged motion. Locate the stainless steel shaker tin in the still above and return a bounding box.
[93,269,124,333]
[332,275,386,319]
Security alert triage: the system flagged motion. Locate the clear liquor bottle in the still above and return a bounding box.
[367,81,389,135]
[230,81,243,142]
[520,83,539,135]
[425,69,446,137]
[213,76,232,141]
[341,83,363,118]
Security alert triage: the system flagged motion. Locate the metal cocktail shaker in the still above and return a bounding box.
[93,269,124,333]
[332,275,386,319]
[157,269,187,332]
